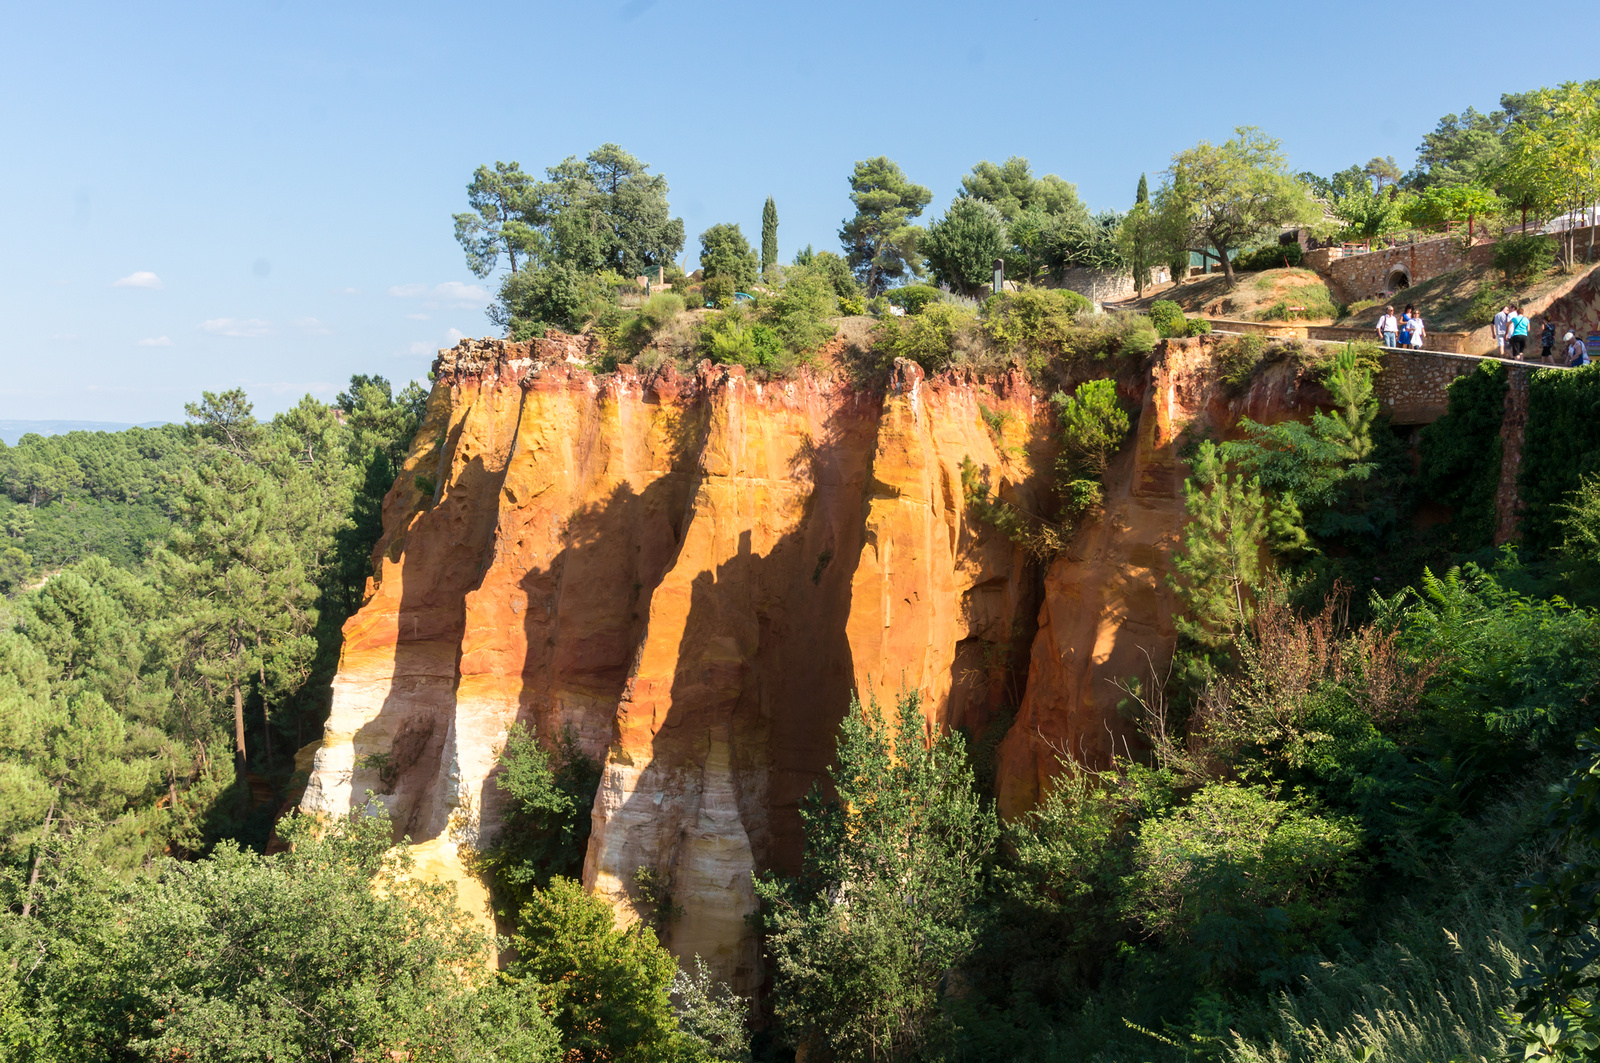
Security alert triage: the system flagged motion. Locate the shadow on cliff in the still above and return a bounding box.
[349,411,506,842]
[589,398,881,987]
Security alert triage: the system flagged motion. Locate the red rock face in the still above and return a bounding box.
[302,333,1334,988]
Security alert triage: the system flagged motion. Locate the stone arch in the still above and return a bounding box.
[1387,266,1411,290]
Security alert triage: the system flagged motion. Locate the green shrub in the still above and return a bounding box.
[886,285,943,315]
[1233,242,1305,272]
[499,262,616,336]
[1521,366,1600,553]
[808,249,861,302]
[769,268,838,354]
[512,876,692,1063]
[1417,362,1506,550]
[1149,299,1188,338]
[838,292,866,316]
[872,302,977,374]
[1124,782,1364,981]
[1465,283,1518,328]
[1187,317,1213,336]
[1052,378,1131,478]
[981,288,1091,357]
[480,723,601,912]
[611,292,686,360]
[701,274,739,309]
[699,308,788,371]
[1217,333,1268,390]
[1064,312,1160,362]
[1492,233,1557,285]
[699,222,758,290]
[1223,883,1529,1063]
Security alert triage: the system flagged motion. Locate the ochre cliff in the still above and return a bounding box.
[301,332,1335,989]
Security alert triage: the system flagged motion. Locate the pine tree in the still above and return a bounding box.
[761,197,778,275]
[157,392,322,775]
[1168,441,1271,649]
[756,690,997,1060]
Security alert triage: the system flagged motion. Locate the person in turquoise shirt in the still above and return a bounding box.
[1507,305,1531,359]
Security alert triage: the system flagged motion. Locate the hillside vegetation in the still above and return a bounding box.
[4,77,1600,1063]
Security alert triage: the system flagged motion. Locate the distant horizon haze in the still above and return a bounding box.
[2,0,1592,424]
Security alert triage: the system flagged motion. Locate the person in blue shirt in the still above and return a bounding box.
[1506,306,1531,359]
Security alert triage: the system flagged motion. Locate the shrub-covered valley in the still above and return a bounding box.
[4,80,1600,1063]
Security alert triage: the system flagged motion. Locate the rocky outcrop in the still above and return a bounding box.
[301,331,1354,988]
[994,340,1339,816]
[302,336,1053,991]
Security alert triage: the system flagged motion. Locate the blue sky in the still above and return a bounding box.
[2,0,1592,423]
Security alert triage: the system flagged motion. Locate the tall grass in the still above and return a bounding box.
[1224,893,1525,1063]
[1224,775,1568,1063]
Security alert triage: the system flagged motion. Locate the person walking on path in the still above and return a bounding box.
[1494,305,1511,356]
[1507,306,1531,359]
[1409,311,1426,349]
[1376,306,1399,347]
[1541,320,1557,362]
[1399,304,1415,347]
[1567,332,1590,367]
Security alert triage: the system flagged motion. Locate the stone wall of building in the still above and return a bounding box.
[1327,238,1471,300]
[1059,266,1137,307]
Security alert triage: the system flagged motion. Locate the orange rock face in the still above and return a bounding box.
[302,333,1335,987]
[302,337,1053,989]
[994,338,1336,815]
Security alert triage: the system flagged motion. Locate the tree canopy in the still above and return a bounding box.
[1154,126,1324,284]
[922,197,1009,295]
[453,144,685,335]
[839,156,932,294]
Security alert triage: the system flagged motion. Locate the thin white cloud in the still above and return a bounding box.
[113,271,163,289]
[388,281,490,306]
[291,317,333,336]
[406,312,430,321]
[406,327,471,359]
[434,282,489,305]
[136,336,172,347]
[199,318,275,338]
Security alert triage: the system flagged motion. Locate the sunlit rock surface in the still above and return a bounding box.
[301,332,1332,989]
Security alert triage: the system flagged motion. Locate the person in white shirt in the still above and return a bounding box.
[1409,312,1426,349]
[1493,306,1510,356]
[1567,332,1590,367]
[1376,306,1399,347]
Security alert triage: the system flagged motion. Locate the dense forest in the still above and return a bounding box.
[4,78,1600,1063]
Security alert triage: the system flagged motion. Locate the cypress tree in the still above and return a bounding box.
[1136,172,1149,205]
[761,197,778,274]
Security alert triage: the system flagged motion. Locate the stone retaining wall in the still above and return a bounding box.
[1328,238,1470,300]
[1373,350,1482,424]
[1203,317,1474,354]
[1059,265,1139,308]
